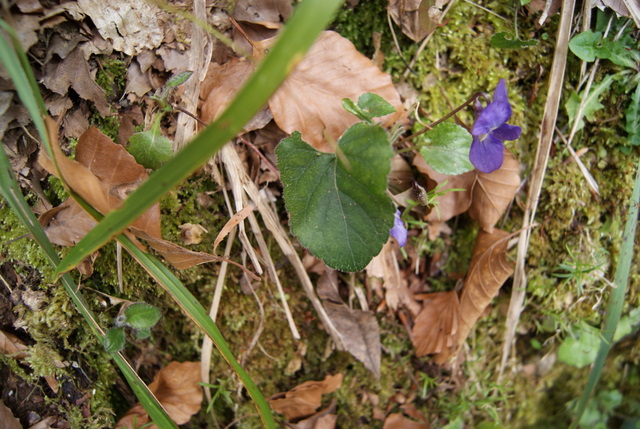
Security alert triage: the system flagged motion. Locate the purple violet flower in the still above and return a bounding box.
[390,210,407,247]
[470,79,522,173]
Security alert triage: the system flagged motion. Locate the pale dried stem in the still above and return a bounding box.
[623,0,640,28]
[246,210,301,340]
[498,0,576,379]
[174,0,212,150]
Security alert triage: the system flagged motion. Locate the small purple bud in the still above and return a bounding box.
[390,210,407,247]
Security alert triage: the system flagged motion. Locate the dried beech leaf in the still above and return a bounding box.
[413,153,474,223]
[388,0,429,42]
[383,412,430,429]
[323,302,381,378]
[38,118,110,215]
[434,229,514,363]
[200,59,256,125]
[269,31,405,152]
[468,149,520,233]
[233,0,292,24]
[366,241,421,316]
[41,48,110,116]
[0,330,29,359]
[39,200,96,246]
[115,361,202,429]
[411,291,460,357]
[0,400,22,429]
[212,203,254,252]
[291,401,338,429]
[130,227,257,279]
[268,374,343,421]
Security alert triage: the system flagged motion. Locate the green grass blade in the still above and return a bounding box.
[119,237,276,428]
[569,159,640,427]
[56,0,345,274]
[0,147,178,429]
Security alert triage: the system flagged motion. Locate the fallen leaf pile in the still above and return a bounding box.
[115,361,203,429]
[268,373,342,426]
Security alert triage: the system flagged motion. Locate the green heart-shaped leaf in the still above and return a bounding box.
[419,122,474,176]
[124,303,161,330]
[277,123,394,271]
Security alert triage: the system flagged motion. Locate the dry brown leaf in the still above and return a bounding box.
[115,361,203,429]
[200,58,256,124]
[388,0,429,42]
[0,399,22,429]
[233,0,292,25]
[42,48,110,116]
[366,241,421,316]
[413,153,475,223]
[212,203,255,252]
[383,412,430,429]
[130,227,257,279]
[77,0,164,56]
[291,401,338,429]
[323,302,381,378]
[434,229,514,363]
[411,291,460,357]
[269,31,405,152]
[0,330,29,359]
[268,374,343,421]
[468,149,520,233]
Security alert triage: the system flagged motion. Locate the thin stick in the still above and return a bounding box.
[116,241,123,293]
[498,0,576,379]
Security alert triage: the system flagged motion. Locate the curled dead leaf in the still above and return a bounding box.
[115,361,203,429]
[268,374,343,421]
[468,149,520,233]
[433,229,514,363]
[179,223,208,245]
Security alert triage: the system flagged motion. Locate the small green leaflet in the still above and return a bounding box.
[166,71,193,88]
[569,30,639,68]
[104,327,126,353]
[341,93,396,124]
[124,303,161,330]
[558,323,600,368]
[490,32,537,49]
[625,83,640,146]
[569,30,602,62]
[565,74,614,132]
[127,114,174,169]
[276,123,395,272]
[419,122,474,176]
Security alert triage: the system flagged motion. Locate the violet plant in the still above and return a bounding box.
[278,80,521,271]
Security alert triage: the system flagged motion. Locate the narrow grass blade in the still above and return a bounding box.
[56,0,345,274]
[0,148,178,429]
[569,159,640,427]
[119,237,276,428]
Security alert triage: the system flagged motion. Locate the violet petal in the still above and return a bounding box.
[390,210,407,247]
[492,123,522,141]
[471,99,512,136]
[469,134,505,174]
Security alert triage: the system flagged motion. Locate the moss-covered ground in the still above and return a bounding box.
[0,1,639,428]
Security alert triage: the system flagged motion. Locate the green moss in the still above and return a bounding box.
[95,57,127,98]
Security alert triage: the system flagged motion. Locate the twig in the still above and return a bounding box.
[498,0,576,379]
[237,135,280,179]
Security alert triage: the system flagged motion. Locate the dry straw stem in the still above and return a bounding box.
[174,0,213,150]
[499,0,576,379]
